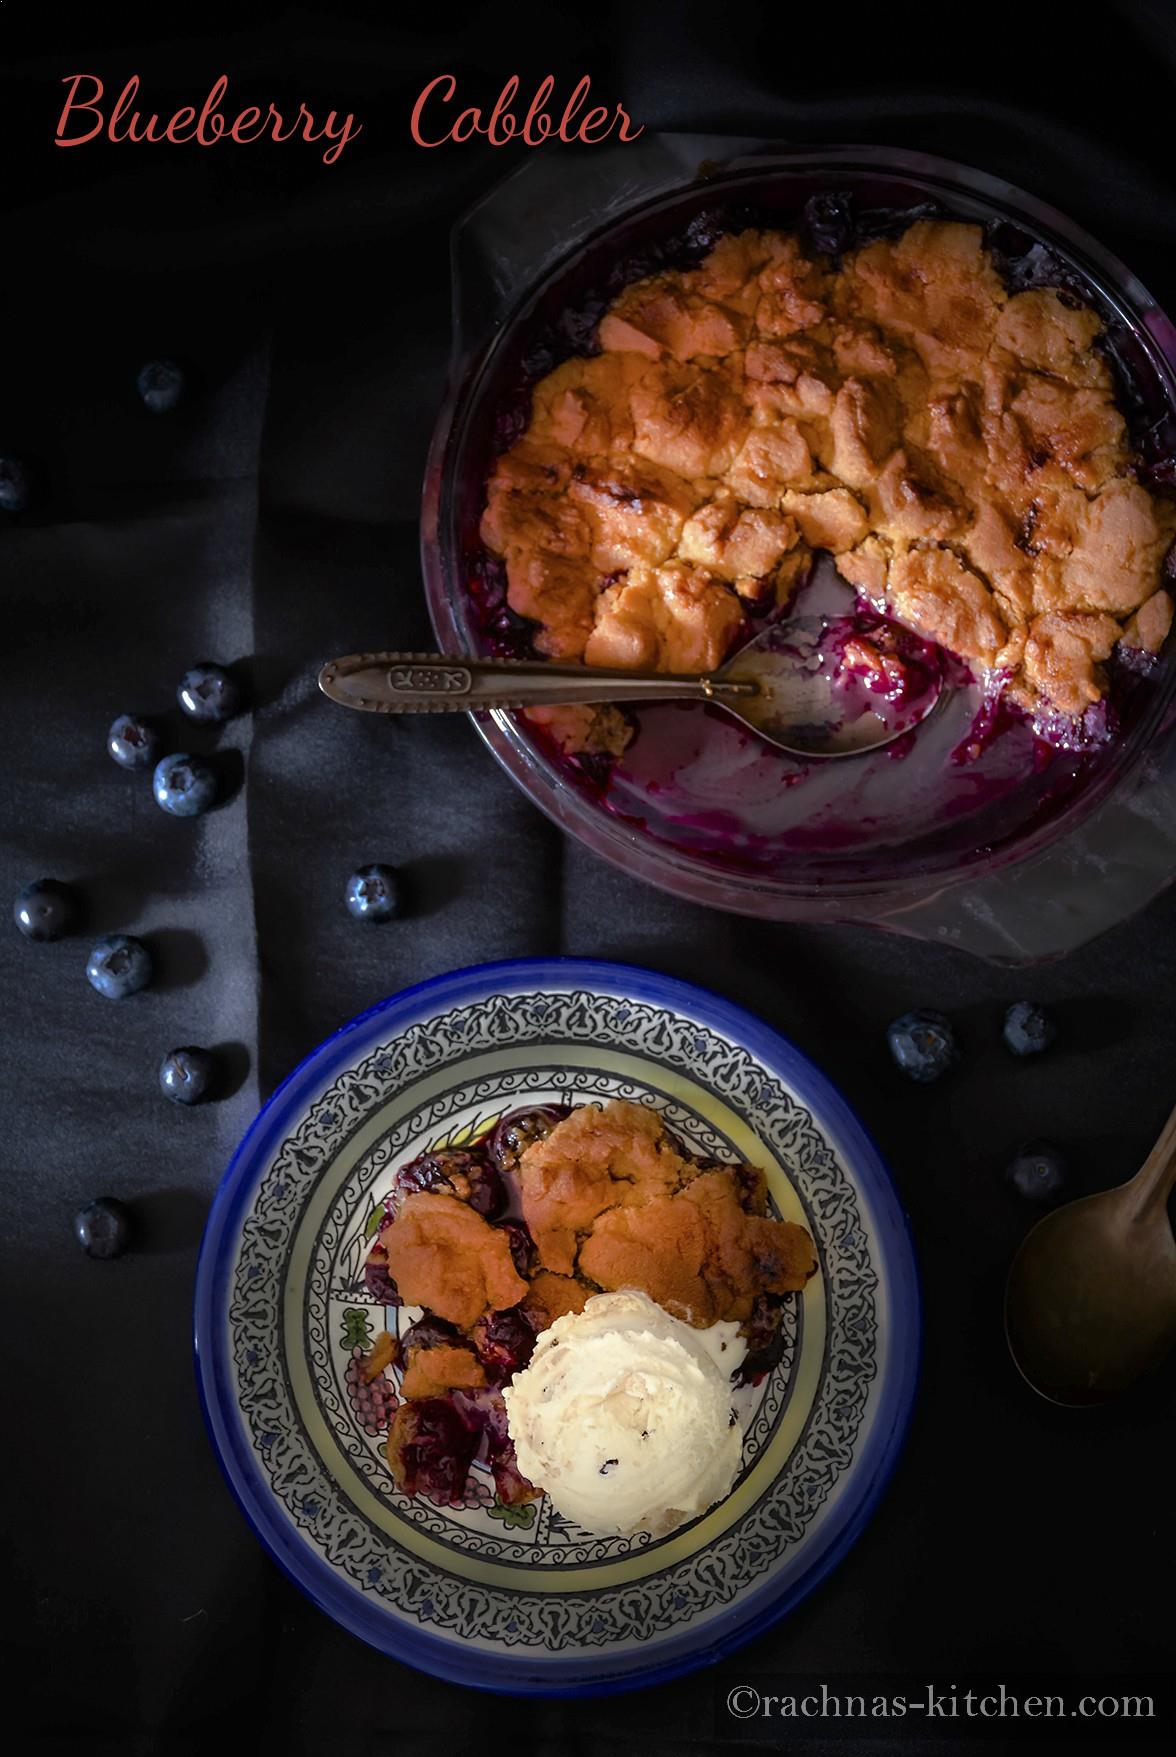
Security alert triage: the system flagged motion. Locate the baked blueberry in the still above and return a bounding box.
[887,1009,957,1082]
[488,1104,567,1173]
[802,191,855,257]
[0,457,30,513]
[159,1045,217,1105]
[345,864,403,922]
[107,713,159,770]
[177,662,241,723]
[1006,1140,1068,1203]
[736,1294,788,1387]
[389,1146,506,1221]
[136,359,185,413]
[86,933,152,999]
[74,1197,132,1259]
[385,1395,481,1503]
[472,1308,538,1385]
[362,1243,401,1306]
[153,753,217,816]
[1003,1001,1057,1057]
[499,1219,536,1279]
[451,1387,536,1505]
[14,879,79,942]
[401,1314,462,1357]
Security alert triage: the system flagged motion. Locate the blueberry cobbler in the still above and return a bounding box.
[475,212,1176,815]
[359,1098,816,1511]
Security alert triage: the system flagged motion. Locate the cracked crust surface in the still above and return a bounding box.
[480,220,1175,748]
[518,1099,817,1327]
[380,1193,529,1329]
[517,1099,689,1277]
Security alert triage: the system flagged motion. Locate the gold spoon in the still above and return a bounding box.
[1005,1097,1176,1405]
[318,615,943,761]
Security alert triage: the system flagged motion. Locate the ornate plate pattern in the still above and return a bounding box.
[195,959,919,1694]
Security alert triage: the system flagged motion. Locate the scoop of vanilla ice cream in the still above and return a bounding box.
[502,1289,747,1537]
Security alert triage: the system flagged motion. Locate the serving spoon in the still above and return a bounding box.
[1005,1097,1176,1406]
[318,614,944,759]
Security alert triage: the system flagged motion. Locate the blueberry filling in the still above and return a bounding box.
[471,1308,539,1385]
[177,662,241,723]
[387,1145,507,1221]
[344,863,403,922]
[362,1245,402,1307]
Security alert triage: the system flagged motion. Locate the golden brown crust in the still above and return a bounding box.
[380,1193,529,1329]
[360,1330,400,1384]
[518,1099,817,1327]
[399,1341,487,1400]
[522,703,632,757]
[523,1270,595,1329]
[479,222,1175,743]
[1122,589,1174,654]
[518,1099,688,1277]
[577,1170,817,1326]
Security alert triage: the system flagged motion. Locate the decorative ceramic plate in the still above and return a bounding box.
[194,958,920,1694]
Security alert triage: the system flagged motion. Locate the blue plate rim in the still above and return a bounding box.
[193,956,922,1695]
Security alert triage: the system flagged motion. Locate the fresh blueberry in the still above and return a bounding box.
[14,879,79,942]
[887,1009,957,1082]
[153,753,217,816]
[107,713,159,770]
[177,662,241,723]
[74,1197,132,1259]
[1006,1140,1068,1203]
[159,1045,217,1105]
[1003,1001,1057,1057]
[137,359,185,414]
[345,864,403,922]
[0,456,30,513]
[86,933,152,999]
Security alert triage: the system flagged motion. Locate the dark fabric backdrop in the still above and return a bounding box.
[2,4,1174,1753]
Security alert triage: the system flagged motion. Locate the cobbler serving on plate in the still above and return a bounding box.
[478,216,1175,760]
[358,1097,816,1513]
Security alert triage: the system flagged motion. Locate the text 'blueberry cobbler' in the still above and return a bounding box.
[477,215,1176,764]
[359,1098,816,1511]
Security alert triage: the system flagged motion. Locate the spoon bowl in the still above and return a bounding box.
[715,614,945,757]
[1005,1098,1176,1405]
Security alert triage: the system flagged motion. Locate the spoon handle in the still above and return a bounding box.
[1130,1096,1176,1219]
[318,651,753,715]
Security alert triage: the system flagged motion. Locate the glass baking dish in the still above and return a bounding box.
[422,138,1176,961]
